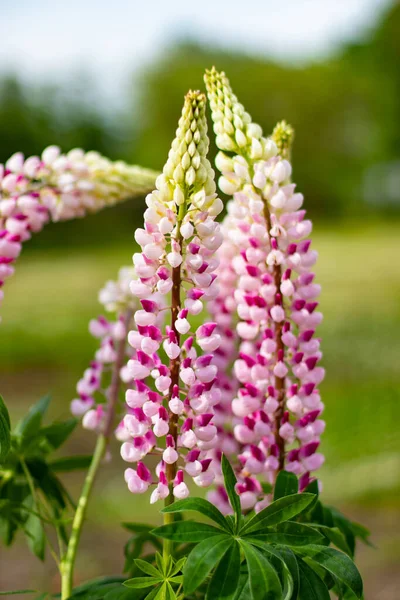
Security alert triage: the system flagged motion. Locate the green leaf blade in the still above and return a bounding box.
[40,418,77,450]
[245,521,324,546]
[0,395,11,461]
[183,534,233,595]
[221,454,241,531]
[296,545,363,598]
[161,497,231,532]
[153,521,224,543]
[124,576,162,589]
[298,558,330,599]
[240,541,282,600]
[206,540,241,600]
[273,471,298,500]
[241,493,314,534]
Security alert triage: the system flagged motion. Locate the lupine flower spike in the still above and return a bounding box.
[121,90,224,503]
[71,267,139,439]
[0,148,157,319]
[204,68,325,513]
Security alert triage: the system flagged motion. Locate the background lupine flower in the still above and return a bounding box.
[71,267,140,438]
[0,147,157,320]
[204,68,325,511]
[121,90,224,503]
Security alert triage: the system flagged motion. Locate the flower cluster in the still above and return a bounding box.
[0,148,157,319]
[204,68,325,512]
[121,91,224,503]
[71,267,138,436]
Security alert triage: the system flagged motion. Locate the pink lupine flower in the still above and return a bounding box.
[71,267,139,441]
[204,68,325,507]
[0,150,156,320]
[121,91,223,503]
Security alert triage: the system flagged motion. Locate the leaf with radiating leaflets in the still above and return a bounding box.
[161,497,231,532]
[153,520,224,543]
[296,545,363,598]
[240,541,282,600]
[206,540,241,600]
[241,493,315,534]
[298,558,330,599]
[273,471,299,500]
[183,534,233,595]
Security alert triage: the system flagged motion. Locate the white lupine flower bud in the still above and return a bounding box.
[215,151,233,173]
[181,222,194,239]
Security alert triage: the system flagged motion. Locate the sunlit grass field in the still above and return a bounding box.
[0,221,399,596]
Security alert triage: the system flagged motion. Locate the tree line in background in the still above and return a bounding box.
[0,1,399,249]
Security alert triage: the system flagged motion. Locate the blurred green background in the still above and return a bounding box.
[1,1,399,598]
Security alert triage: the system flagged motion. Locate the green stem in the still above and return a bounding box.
[60,311,131,599]
[163,486,175,560]
[60,434,106,599]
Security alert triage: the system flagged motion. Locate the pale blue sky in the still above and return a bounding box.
[0,0,392,102]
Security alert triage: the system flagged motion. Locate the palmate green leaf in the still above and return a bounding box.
[14,395,51,441]
[183,534,233,595]
[245,521,324,546]
[153,520,224,543]
[0,394,11,461]
[273,471,298,500]
[49,455,93,472]
[221,454,241,531]
[161,497,231,532]
[206,540,241,600]
[240,541,282,600]
[124,577,162,589]
[241,493,315,535]
[297,558,330,599]
[296,545,363,598]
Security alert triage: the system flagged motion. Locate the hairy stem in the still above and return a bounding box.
[263,204,286,471]
[163,205,184,560]
[60,314,130,599]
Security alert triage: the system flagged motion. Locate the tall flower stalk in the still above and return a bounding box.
[204,68,325,512]
[120,91,223,557]
[0,148,157,320]
[61,268,138,599]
